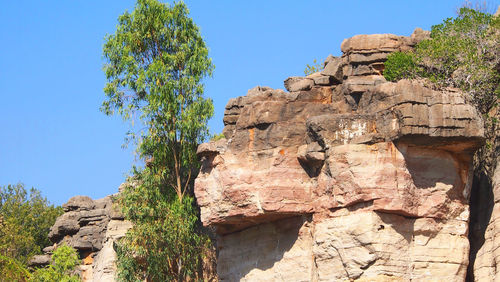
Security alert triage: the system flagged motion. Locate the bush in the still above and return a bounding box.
[210,132,225,141]
[0,254,30,281]
[0,183,63,278]
[304,58,323,76]
[29,245,80,282]
[115,170,213,281]
[384,52,419,81]
[384,7,500,113]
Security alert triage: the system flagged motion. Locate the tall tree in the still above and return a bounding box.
[102,0,214,201]
[102,0,216,280]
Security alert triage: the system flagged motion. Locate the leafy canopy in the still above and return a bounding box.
[102,0,214,201]
[384,7,500,114]
[0,184,63,268]
[116,171,212,281]
[102,0,216,280]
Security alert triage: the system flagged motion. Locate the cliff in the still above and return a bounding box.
[194,29,495,281]
[39,28,499,281]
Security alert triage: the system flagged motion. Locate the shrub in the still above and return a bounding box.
[115,170,213,281]
[383,52,419,81]
[30,245,80,282]
[384,7,500,113]
[304,58,323,76]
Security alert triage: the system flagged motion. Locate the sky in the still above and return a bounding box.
[1,0,498,206]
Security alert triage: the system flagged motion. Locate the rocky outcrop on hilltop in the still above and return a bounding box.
[195,29,487,281]
[30,191,132,281]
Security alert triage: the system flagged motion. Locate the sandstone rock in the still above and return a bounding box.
[217,216,313,281]
[28,254,51,267]
[195,31,486,281]
[42,245,55,253]
[410,27,431,45]
[323,54,335,67]
[472,159,500,281]
[320,56,343,83]
[341,34,407,53]
[283,76,314,92]
[63,196,95,212]
[43,187,132,282]
[49,216,80,241]
[92,240,117,282]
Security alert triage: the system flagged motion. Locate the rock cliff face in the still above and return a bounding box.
[31,191,132,281]
[195,30,488,281]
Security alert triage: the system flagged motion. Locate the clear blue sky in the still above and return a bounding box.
[1,0,498,206]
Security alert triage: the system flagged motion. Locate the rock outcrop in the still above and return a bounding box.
[195,29,486,281]
[32,192,132,281]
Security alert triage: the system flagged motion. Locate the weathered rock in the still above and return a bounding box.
[284,76,314,92]
[42,190,132,281]
[28,254,51,267]
[49,214,81,241]
[217,216,313,281]
[320,56,343,83]
[341,34,409,54]
[195,31,486,281]
[62,196,95,212]
[472,159,500,281]
[92,220,133,281]
[410,27,431,44]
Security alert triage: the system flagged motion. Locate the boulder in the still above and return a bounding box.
[320,56,343,83]
[283,76,314,92]
[62,196,95,212]
[28,254,51,267]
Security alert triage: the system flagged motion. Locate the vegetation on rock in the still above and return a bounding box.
[30,244,81,282]
[304,58,323,76]
[102,0,216,280]
[384,7,500,115]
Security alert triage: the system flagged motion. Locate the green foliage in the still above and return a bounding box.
[304,58,323,76]
[30,245,80,282]
[116,170,213,281]
[210,132,225,141]
[0,183,63,277]
[383,52,420,81]
[102,0,216,280]
[0,254,30,281]
[383,7,500,113]
[102,0,214,201]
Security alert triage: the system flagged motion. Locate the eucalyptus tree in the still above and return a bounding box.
[102,0,214,201]
[102,0,215,280]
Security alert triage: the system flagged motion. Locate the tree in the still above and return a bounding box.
[102,0,214,202]
[30,244,81,282]
[102,0,216,280]
[0,183,63,275]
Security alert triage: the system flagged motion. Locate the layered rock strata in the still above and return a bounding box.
[195,30,485,281]
[31,192,132,281]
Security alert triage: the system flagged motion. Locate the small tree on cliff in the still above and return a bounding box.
[102,0,215,280]
[102,0,214,201]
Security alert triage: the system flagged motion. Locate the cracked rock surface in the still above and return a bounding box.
[195,30,485,281]
[34,191,132,282]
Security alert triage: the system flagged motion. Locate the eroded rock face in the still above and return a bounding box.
[35,192,132,282]
[471,159,500,281]
[195,30,484,281]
